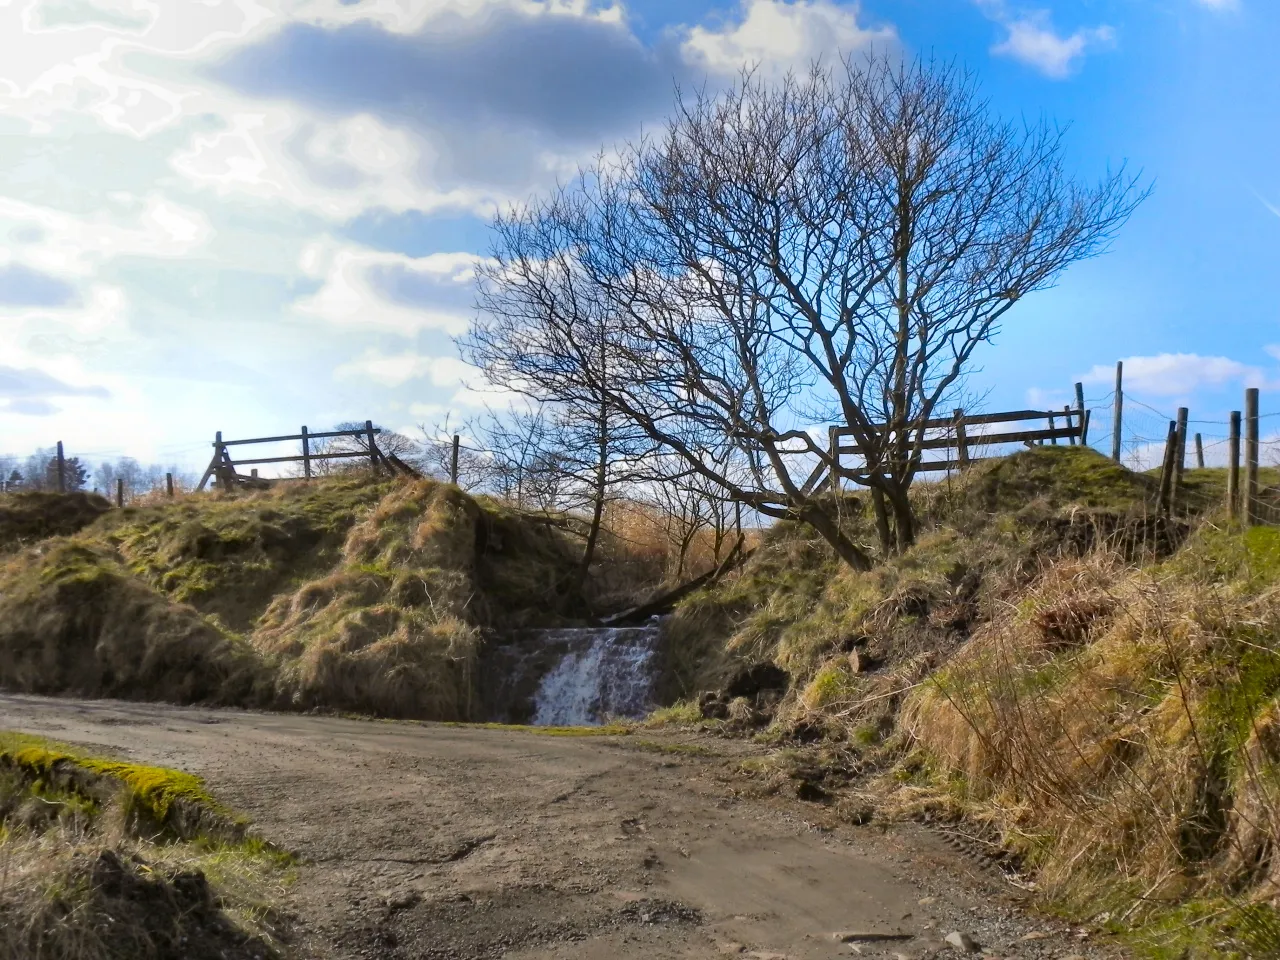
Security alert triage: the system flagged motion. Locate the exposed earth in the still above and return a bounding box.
[0,693,1120,960]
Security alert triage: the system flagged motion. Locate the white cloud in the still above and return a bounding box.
[1195,0,1239,10]
[294,243,485,335]
[682,0,894,77]
[1080,353,1275,396]
[976,3,1114,79]
[335,350,476,389]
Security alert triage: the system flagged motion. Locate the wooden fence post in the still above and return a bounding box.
[166,473,174,497]
[1194,433,1204,470]
[1048,412,1058,445]
[301,426,312,481]
[450,434,461,485]
[116,478,124,508]
[1228,411,1241,521]
[1112,361,1124,462]
[1064,406,1076,445]
[56,441,66,493]
[1157,420,1177,516]
[953,409,969,467]
[1172,407,1189,510]
[1075,382,1089,445]
[1246,388,1260,526]
[365,420,377,471]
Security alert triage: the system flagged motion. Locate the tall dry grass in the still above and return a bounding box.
[899,543,1280,952]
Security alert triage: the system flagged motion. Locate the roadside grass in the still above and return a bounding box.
[0,732,292,960]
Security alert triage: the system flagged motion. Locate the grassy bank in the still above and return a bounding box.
[657,447,1280,957]
[0,732,290,960]
[0,475,585,720]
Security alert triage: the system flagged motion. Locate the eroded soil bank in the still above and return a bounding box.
[0,693,1121,960]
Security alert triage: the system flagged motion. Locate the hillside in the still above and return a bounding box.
[656,446,1280,958]
[0,476,587,719]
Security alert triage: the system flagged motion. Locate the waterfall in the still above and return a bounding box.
[480,623,662,726]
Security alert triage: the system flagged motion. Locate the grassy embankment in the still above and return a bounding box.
[0,476,585,720]
[655,446,1280,958]
[0,732,289,960]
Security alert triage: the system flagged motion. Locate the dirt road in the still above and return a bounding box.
[0,694,1113,960]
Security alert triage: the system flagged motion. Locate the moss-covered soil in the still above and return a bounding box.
[0,732,291,960]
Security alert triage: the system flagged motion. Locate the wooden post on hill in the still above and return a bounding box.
[166,473,174,497]
[1157,420,1178,516]
[1075,382,1087,445]
[1194,434,1204,470]
[1172,407,1189,510]
[116,478,124,508]
[1228,411,1242,521]
[1246,388,1260,526]
[56,441,66,493]
[450,434,460,485]
[1064,406,1076,445]
[301,426,312,481]
[1048,412,1058,445]
[953,410,969,467]
[365,420,377,471]
[1111,361,1124,462]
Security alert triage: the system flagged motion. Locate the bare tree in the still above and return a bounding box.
[465,55,1144,567]
[461,316,654,582]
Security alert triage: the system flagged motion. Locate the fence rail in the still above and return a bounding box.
[804,404,1087,493]
[195,421,418,491]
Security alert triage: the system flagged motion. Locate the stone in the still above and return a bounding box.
[944,931,981,953]
[918,897,936,905]
[716,942,745,955]
[1019,931,1048,942]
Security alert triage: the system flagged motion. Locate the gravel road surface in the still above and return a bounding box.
[0,694,1119,960]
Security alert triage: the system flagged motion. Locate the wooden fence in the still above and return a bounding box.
[802,403,1088,494]
[195,421,418,492]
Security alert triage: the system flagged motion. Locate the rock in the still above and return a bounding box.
[716,942,746,955]
[847,650,863,674]
[1018,931,1048,942]
[724,662,790,699]
[944,931,980,952]
[918,897,936,905]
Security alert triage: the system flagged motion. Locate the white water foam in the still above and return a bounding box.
[530,625,661,726]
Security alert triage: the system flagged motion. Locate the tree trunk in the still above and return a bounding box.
[870,486,894,556]
[886,483,916,552]
[799,505,873,572]
[578,402,610,583]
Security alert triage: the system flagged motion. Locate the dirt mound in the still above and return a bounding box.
[0,540,271,705]
[0,490,112,553]
[100,476,394,631]
[0,476,585,719]
[255,479,583,719]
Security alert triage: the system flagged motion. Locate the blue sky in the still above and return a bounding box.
[0,0,1275,473]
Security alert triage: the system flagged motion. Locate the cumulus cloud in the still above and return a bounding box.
[976,2,1114,79]
[1080,353,1274,396]
[294,242,484,335]
[681,0,894,77]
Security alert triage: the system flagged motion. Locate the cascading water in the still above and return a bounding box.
[480,622,663,726]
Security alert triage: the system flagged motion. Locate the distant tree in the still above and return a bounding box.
[43,455,88,492]
[4,469,23,492]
